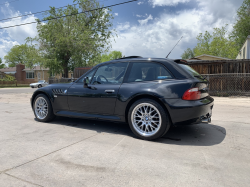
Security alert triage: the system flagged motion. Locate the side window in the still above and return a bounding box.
[127,62,173,82]
[91,62,128,85]
[77,69,95,83]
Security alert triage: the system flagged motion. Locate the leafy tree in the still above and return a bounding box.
[182,26,238,59]
[100,51,122,62]
[181,48,194,59]
[4,44,41,68]
[231,0,250,50]
[35,0,114,78]
[0,58,6,68]
[193,31,212,56]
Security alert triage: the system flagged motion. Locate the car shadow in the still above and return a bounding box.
[157,123,226,146]
[45,116,226,146]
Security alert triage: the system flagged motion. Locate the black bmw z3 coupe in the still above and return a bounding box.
[31,56,214,140]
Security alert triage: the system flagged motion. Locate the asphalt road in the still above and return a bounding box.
[0,88,250,187]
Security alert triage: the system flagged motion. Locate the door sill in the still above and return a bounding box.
[56,111,121,121]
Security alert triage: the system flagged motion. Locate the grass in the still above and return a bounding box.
[0,84,30,88]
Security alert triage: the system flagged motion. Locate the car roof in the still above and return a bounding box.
[95,57,175,66]
[93,57,191,79]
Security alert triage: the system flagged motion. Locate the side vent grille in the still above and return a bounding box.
[52,89,63,95]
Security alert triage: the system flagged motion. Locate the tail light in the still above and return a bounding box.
[182,88,201,101]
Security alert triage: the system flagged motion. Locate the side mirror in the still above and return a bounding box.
[83,77,89,88]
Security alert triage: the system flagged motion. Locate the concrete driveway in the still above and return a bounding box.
[0,88,250,187]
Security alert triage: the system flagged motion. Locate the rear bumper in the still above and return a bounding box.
[163,96,214,124]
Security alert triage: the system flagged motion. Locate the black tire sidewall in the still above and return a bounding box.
[38,85,42,88]
[33,94,55,122]
[128,99,170,140]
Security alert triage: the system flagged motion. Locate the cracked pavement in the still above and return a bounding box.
[0,88,250,187]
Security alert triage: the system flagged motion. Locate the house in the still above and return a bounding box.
[188,54,231,61]
[236,35,250,59]
[0,67,16,76]
[0,64,73,84]
[0,71,6,79]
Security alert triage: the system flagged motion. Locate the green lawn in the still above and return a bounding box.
[0,85,30,88]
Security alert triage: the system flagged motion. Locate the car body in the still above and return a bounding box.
[30,57,214,140]
[30,80,48,88]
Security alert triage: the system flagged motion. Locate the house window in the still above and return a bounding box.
[243,47,246,59]
[26,72,34,79]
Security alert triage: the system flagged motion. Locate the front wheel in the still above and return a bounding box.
[33,94,55,122]
[128,99,170,140]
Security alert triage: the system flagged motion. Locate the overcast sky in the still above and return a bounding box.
[0,0,244,64]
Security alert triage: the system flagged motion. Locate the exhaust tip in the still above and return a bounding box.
[208,117,211,123]
[201,117,212,123]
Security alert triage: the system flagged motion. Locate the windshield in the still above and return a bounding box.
[38,80,44,83]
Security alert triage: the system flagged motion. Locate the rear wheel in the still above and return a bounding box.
[128,99,170,140]
[38,84,42,88]
[33,94,55,122]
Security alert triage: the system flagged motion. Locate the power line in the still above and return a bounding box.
[0,0,137,30]
[0,0,109,22]
[0,3,79,22]
[0,0,19,6]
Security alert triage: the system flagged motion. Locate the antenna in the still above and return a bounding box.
[166,36,183,58]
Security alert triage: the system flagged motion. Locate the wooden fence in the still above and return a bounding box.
[188,59,250,74]
[74,67,93,78]
[0,81,17,87]
[202,74,250,96]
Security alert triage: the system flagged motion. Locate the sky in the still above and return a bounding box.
[0,0,245,65]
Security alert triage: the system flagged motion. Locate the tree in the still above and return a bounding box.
[4,44,41,68]
[0,58,6,68]
[231,0,250,50]
[182,26,238,59]
[181,48,194,59]
[100,51,122,62]
[35,0,114,78]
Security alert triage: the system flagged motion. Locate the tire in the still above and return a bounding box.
[33,94,55,122]
[128,99,170,140]
[38,84,42,88]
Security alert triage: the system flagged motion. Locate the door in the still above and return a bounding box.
[37,72,41,81]
[68,62,129,115]
[67,69,96,112]
[86,62,129,115]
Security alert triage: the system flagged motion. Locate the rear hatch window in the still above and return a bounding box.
[178,64,202,78]
[178,64,209,98]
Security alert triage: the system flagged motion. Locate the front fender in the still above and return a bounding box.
[30,88,54,109]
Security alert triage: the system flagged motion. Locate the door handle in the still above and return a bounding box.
[105,90,115,93]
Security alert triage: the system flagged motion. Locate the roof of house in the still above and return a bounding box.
[0,67,16,73]
[187,57,202,60]
[23,66,49,71]
[187,59,250,64]
[195,54,231,60]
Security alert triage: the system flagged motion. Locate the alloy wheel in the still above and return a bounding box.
[131,103,162,137]
[34,97,48,119]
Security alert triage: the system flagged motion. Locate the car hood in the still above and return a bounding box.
[45,82,74,89]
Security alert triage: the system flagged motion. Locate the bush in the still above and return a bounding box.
[0,74,16,81]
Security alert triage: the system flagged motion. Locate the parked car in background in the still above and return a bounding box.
[30,80,48,88]
[30,56,214,140]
